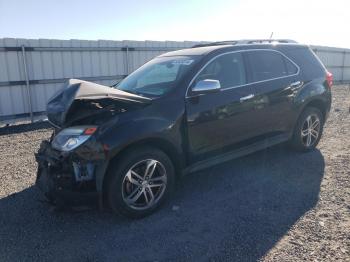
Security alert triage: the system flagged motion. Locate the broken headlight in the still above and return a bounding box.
[52,126,97,152]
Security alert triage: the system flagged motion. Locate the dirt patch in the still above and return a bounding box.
[262,85,350,261]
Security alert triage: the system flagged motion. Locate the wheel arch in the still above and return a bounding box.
[101,137,185,204]
[301,98,328,121]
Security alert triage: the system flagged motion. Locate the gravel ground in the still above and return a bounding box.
[0,85,349,262]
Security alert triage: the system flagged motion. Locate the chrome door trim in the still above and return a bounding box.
[185,49,300,98]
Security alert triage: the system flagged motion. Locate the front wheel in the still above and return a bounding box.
[107,147,175,219]
[289,107,324,152]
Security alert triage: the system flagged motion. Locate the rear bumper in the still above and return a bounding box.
[35,141,99,206]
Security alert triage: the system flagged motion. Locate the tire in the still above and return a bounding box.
[107,146,175,219]
[289,107,324,152]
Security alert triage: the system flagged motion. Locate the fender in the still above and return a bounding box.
[103,117,184,159]
[94,114,186,193]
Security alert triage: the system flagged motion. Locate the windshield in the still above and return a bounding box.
[115,56,200,97]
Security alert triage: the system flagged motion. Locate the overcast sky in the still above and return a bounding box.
[0,0,349,48]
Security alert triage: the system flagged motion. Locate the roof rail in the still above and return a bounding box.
[192,39,297,48]
[239,39,297,44]
[192,41,238,48]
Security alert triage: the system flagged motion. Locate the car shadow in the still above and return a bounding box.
[0,121,51,136]
[0,145,324,261]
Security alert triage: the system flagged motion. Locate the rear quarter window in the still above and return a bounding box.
[284,57,298,74]
[282,47,326,80]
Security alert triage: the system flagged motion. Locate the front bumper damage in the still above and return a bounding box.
[35,140,108,207]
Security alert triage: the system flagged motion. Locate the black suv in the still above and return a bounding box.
[36,39,332,218]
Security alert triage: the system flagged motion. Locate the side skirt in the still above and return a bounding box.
[184,133,290,174]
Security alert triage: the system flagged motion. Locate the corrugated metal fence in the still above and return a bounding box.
[312,46,350,82]
[0,38,349,123]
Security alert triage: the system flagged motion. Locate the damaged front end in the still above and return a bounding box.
[35,127,108,207]
[35,79,151,207]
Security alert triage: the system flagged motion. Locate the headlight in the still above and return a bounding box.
[52,126,97,152]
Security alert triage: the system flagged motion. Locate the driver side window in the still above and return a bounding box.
[195,52,246,89]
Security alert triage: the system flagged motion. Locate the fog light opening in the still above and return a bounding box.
[73,162,95,182]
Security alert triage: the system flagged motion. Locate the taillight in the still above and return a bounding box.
[326,71,333,88]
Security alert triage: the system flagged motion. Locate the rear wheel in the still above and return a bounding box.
[290,107,324,152]
[107,147,175,218]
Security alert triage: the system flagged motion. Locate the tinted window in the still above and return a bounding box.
[284,57,298,74]
[195,53,246,89]
[246,51,297,82]
[283,47,325,79]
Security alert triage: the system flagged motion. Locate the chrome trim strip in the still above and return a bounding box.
[185,49,300,98]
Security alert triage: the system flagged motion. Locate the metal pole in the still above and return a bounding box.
[341,51,346,84]
[21,45,33,123]
[125,45,130,75]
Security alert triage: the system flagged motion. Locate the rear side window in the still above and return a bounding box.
[245,50,298,82]
[195,53,246,89]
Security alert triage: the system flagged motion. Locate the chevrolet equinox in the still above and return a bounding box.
[36,39,332,218]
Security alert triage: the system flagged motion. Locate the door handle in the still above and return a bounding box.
[240,94,255,102]
[290,81,302,88]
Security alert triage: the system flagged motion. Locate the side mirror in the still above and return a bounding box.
[192,79,221,94]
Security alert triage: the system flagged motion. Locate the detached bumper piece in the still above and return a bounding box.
[35,140,98,207]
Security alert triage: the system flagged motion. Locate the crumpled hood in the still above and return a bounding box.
[47,79,151,127]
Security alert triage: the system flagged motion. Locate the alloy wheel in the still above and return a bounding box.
[301,114,320,147]
[121,159,167,210]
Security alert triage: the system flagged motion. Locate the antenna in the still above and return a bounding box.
[269,32,274,39]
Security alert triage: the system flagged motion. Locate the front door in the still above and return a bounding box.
[185,52,257,161]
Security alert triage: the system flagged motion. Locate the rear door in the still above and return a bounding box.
[185,52,257,161]
[244,50,301,136]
